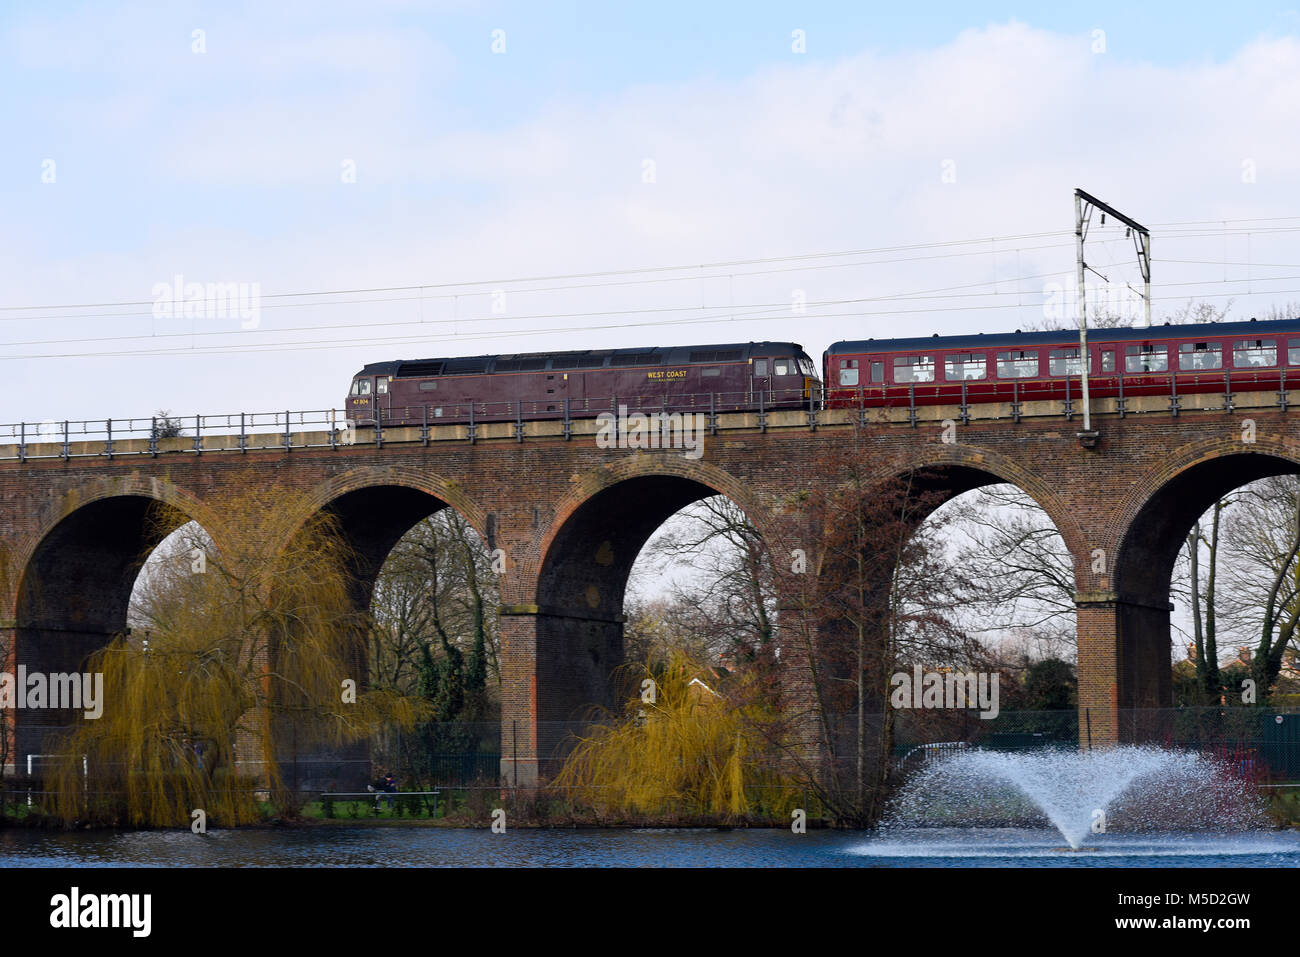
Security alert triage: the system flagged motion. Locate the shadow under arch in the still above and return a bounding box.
[527,460,776,772]
[12,480,221,765]
[291,467,490,613]
[1112,442,1300,713]
[280,469,493,790]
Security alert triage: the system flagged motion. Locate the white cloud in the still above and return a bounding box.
[4,19,1300,420]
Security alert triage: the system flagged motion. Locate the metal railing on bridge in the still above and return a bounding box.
[1,368,1296,462]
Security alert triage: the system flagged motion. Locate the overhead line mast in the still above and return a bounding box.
[1074,188,1152,445]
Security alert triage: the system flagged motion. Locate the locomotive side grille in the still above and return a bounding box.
[397,361,445,377]
[495,357,548,372]
[689,349,742,362]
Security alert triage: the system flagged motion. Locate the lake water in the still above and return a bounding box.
[2,826,1298,867]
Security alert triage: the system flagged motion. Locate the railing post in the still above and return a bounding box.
[194,414,202,455]
[907,383,917,428]
[1117,368,1127,418]
[421,404,430,445]
[1224,370,1234,414]
[1169,371,1180,417]
[1011,379,1022,423]
[757,388,767,433]
[1063,375,1073,421]
[283,410,293,451]
[18,422,25,463]
[149,417,158,457]
[708,392,717,436]
[515,400,524,442]
[959,380,969,425]
[1280,369,1289,412]
[373,405,382,449]
[563,397,571,441]
[467,404,476,445]
[61,420,69,461]
[105,418,113,460]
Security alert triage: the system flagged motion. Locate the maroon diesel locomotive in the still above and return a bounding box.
[346,342,819,426]
[823,317,1300,408]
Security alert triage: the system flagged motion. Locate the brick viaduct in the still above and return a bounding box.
[1,386,1295,786]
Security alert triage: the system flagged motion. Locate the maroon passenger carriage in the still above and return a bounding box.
[346,342,820,427]
[823,317,1300,410]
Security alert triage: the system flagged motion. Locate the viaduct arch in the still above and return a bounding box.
[0,399,1292,785]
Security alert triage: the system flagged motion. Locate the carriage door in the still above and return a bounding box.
[750,358,771,410]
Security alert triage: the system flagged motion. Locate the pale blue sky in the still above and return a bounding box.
[3,1,1300,422]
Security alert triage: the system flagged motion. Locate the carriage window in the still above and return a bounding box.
[839,359,858,387]
[773,359,793,376]
[996,350,1038,378]
[1100,350,1116,373]
[376,378,388,394]
[358,379,372,395]
[871,361,884,383]
[1290,339,1300,365]
[754,359,768,376]
[893,355,935,383]
[1233,339,1276,367]
[702,367,721,377]
[945,353,986,381]
[1178,342,1222,371]
[1049,348,1084,376]
[1124,344,1168,373]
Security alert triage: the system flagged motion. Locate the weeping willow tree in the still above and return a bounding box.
[551,652,796,822]
[44,489,427,827]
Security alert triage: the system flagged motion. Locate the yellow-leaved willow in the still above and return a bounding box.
[550,652,798,822]
[43,488,427,828]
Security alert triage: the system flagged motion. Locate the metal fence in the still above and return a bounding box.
[4,367,1298,462]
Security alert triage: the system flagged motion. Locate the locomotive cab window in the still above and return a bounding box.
[773,359,793,376]
[356,379,372,395]
[839,359,858,387]
[945,353,986,381]
[754,359,768,376]
[1233,339,1276,367]
[1178,342,1222,371]
[893,355,935,383]
[799,357,816,376]
[996,350,1038,378]
[1124,344,1168,374]
[376,378,388,394]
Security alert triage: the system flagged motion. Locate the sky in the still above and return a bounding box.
[4,0,1300,427]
